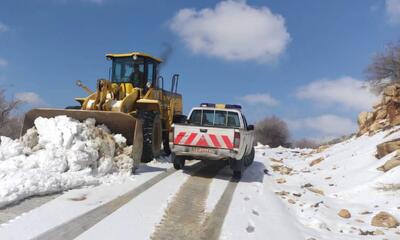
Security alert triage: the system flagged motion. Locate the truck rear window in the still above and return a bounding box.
[188,109,241,128]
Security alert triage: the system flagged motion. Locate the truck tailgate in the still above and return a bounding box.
[173,125,235,149]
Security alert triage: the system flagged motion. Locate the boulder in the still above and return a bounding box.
[276,178,286,184]
[377,158,400,172]
[387,101,400,125]
[309,157,324,167]
[376,139,400,159]
[306,187,324,196]
[371,211,399,228]
[338,209,351,219]
[383,84,400,97]
[375,108,387,120]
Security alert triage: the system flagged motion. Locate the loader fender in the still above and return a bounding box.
[135,99,161,112]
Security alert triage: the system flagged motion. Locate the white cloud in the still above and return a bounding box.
[169,0,290,63]
[0,22,8,33]
[15,92,47,107]
[386,0,400,24]
[287,114,357,137]
[0,58,8,67]
[296,76,379,111]
[239,93,278,106]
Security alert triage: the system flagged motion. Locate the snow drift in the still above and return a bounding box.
[0,116,134,208]
[259,128,400,239]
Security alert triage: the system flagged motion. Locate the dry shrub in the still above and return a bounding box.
[0,89,22,139]
[293,138,318,149]
[366,41,400,92]
[255,116,290,148]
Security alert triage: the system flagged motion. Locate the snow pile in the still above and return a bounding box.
[0,116,134,208]
[259,128,400,239]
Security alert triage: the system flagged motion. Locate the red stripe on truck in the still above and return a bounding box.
[184,133,197,145]
[208,134,221,148]
[221,135,234,149]
[196,135,209,147]
[174,131,186,144]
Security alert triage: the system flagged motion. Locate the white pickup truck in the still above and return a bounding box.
[171,103,255,178]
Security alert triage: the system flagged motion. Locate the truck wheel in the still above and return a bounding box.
[140,111,162,163]
[248,147,255,165]
[173,155,185,170]
[162,131,171,155]
[233,170,242,179]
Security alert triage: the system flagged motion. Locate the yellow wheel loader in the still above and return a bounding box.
[21,52,183,165]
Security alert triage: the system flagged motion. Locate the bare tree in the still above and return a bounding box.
[366,41,400,91]
[255,116,290,148]
[293,138,318,149]
[0,89,22,139]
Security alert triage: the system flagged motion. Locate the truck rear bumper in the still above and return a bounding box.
[172,145,238,161]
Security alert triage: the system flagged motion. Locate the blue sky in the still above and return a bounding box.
[0,0,399,140]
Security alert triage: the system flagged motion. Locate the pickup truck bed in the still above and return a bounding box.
[171,104,255,178]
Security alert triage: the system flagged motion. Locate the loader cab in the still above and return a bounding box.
[106,52,162,89]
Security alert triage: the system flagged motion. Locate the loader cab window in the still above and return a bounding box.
[147,63,154,87]
[111,57,146,87]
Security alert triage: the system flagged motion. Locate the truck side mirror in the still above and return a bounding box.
[247,125,254,131]
[173,115,188,124]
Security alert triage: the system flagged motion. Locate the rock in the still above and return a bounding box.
[276,178,286,184]
[358,112,372,128]
[369,121,384,132]
[375,108,388,120]
[376,139,400,159]
[275,191,289,196]
[360,211,373,215]
[271,164,293,175]
[270,158,283,163]
[338,209,351,219]
[306,187,324,196]
[384,84,400,96]
[288,199,296,204]
[377,158,400,172]
[373,229,384,235]
[309,157,324,167]
[387,101,400,125]
[301,183,313,188]
[371,211,399,228]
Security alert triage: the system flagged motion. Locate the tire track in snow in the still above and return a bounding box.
[33,162,203,240]
[151,162,238,240]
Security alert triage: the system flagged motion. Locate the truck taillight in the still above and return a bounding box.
[234,132,240,148]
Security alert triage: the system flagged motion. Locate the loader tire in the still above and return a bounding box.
[140,111,162,163]
[162,131,171,155]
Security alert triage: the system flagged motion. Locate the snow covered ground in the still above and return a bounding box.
[1,116,400,239]
[245,129,400,240]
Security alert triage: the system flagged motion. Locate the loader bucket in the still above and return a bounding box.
[21,108,141,145]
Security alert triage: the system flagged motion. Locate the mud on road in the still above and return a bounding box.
[151,162,238,240]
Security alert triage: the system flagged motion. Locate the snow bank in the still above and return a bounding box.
[258,128,400,239]
[0,116,134,208]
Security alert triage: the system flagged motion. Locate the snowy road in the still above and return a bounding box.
[0,150,312,240]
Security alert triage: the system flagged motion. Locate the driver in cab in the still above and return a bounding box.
[129,64,146,89]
